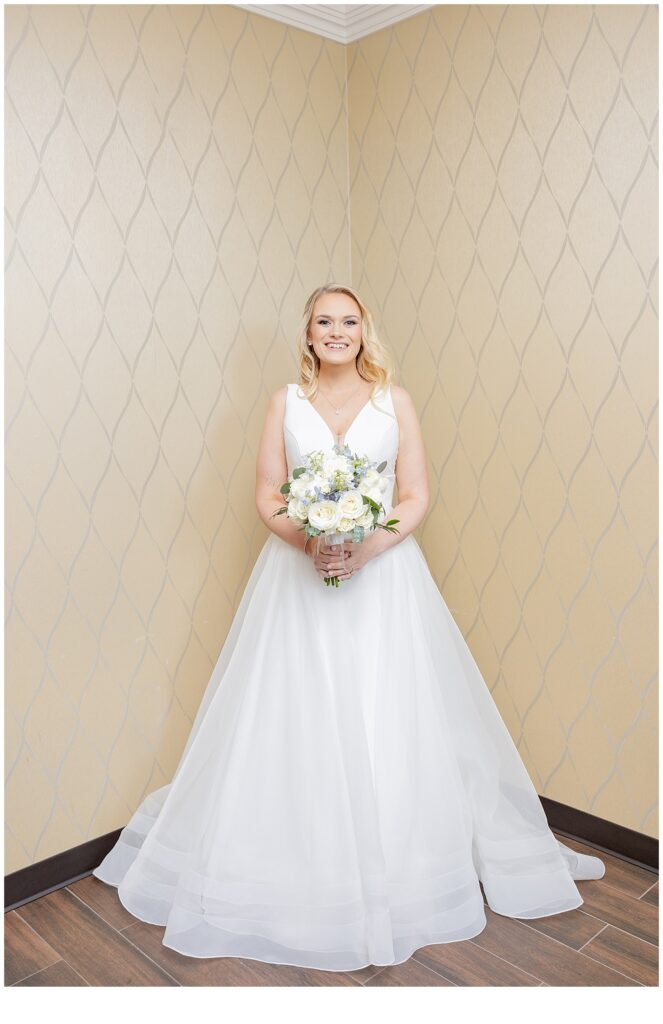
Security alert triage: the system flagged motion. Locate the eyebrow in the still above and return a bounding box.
[315,313,359,318]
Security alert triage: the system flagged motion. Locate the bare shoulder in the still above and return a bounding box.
[266,384,288,416]
[258,386,288,438]
[390,383,418,418]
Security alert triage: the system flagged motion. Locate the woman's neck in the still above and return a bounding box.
[316,367,366,393]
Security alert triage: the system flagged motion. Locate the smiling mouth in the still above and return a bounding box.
[325,342,348,348]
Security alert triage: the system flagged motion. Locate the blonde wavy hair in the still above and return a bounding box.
[295,283,396,402]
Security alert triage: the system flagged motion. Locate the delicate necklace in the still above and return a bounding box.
[317,383,364,417]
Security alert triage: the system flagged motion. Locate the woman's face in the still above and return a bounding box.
[307,293,362,365]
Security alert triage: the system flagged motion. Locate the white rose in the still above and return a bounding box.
[357,507,374,528]
[336,490,365,519]
[286,498,309,521]
[307,500,341,531]
[363,486,383,504]
[358,470,381,496]
[336,516,356,533]
[290,473,315,499]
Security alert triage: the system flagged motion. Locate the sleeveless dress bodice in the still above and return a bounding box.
[283,382,399,517]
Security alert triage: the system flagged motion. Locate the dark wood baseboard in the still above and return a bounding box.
[5,828,122,912]
[540,796,658,870]
[5,799,658,912]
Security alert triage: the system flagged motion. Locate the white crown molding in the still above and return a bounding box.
[232,4,434,43]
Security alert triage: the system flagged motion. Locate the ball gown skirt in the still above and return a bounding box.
[93,382,605,971]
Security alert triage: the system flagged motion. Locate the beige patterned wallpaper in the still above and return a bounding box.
[5,4,657,874]
[346,4,658,839]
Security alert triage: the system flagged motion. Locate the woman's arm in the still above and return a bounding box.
[363,384,430,558]
[255,386,310,554]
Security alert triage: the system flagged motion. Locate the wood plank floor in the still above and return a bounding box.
[5,832,658,987]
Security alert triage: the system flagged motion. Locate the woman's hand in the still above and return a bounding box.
[304,536,377,581]
[305,538,349,578]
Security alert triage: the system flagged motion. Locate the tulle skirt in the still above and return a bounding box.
[93,532,603,971]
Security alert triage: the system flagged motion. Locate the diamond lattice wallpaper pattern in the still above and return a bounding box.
[347,3,657,837]
[5,3,351,873]
[5,3,658,875]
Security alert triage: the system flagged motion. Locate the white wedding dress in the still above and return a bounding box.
[93,382,605,971]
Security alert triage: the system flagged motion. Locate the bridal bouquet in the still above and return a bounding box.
[271,444,400,586]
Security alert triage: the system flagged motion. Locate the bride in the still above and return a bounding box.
[93,283,605,972]
[257,286,428,584]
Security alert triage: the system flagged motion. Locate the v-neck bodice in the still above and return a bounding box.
[283,381,400,515]
[304,393,374,448]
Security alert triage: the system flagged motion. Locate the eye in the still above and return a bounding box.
[317,319,358,325]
